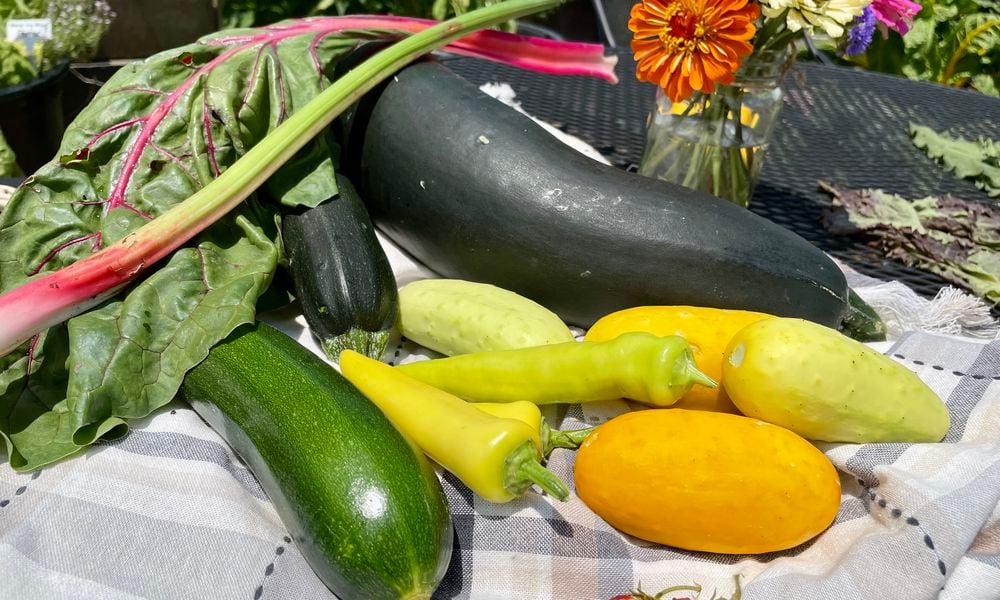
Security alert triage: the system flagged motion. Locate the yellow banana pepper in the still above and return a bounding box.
[396,332,716,407]
[474,401,595,457]
[339,350,570,503]
[585,305,773,413]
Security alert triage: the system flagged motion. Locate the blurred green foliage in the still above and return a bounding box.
[0,0,115,87]
[850,0,999,95]
[221,0,326,27]
[0,40,37,86]
[0,0,47,19]
[0,128,21,177]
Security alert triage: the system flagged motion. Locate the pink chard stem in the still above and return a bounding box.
[0,7,617,358]
[207,15,619,83]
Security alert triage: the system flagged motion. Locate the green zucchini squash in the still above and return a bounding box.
[282,174,398,360]
[180,322,452,600]
[353,63,885,341]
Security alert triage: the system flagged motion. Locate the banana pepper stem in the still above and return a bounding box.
[503,441,569,500]
[397,332,717,408]
[339,350,571,503]
[472,400,592,456]
[541,421,595,455]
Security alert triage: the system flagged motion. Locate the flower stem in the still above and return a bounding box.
[730,147,745,207]
[640,93,702,173]
[730,88,749,206]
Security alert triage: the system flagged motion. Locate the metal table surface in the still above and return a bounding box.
[443,49,1000,300]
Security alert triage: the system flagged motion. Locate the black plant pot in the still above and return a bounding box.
[0,61,70,174]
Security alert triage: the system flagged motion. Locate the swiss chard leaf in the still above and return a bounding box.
[0,25,363,470]
[911,123,1000,198]
[820,182,1000,306]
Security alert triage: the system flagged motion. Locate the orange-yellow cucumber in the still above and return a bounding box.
[339,350,570,503]
[585,306,773,413]
[575,409,842,554]
[473,401,595,457]
[396,332,715,407]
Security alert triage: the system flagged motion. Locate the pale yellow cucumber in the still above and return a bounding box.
[722,318,950,443]
[398,279,574,356]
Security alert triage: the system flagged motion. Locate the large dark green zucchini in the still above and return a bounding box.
[354,62,884,341]
[282,174,398,360]
[180,322,452,599]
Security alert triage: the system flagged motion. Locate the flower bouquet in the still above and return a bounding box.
[631,0,922,206]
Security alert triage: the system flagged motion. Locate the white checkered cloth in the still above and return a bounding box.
[2,232,998,600]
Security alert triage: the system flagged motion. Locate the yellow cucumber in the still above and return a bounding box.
[398,278,574,356]
[723,318,950,443]
[575,409,841,554]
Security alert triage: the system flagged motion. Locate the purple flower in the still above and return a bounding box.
[843,6,876,56]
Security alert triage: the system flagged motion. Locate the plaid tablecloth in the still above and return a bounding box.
[2,233,998,600]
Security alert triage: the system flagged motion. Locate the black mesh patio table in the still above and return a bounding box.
[443,48,1000,301]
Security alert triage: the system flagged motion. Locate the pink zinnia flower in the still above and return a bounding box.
[871,0,921,34]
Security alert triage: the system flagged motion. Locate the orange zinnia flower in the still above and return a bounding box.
[629,0,760,102]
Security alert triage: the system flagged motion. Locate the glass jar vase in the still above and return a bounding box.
[637,48,791,208]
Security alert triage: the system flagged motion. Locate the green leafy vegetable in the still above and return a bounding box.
[910,123,1000,197]
[820,181,1000,305]
[0,3,615,471]
[0,25,341,469]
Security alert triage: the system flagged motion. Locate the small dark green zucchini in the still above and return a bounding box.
[282,174,398,360]
[180,322,453,600]
[354,63,885,341]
